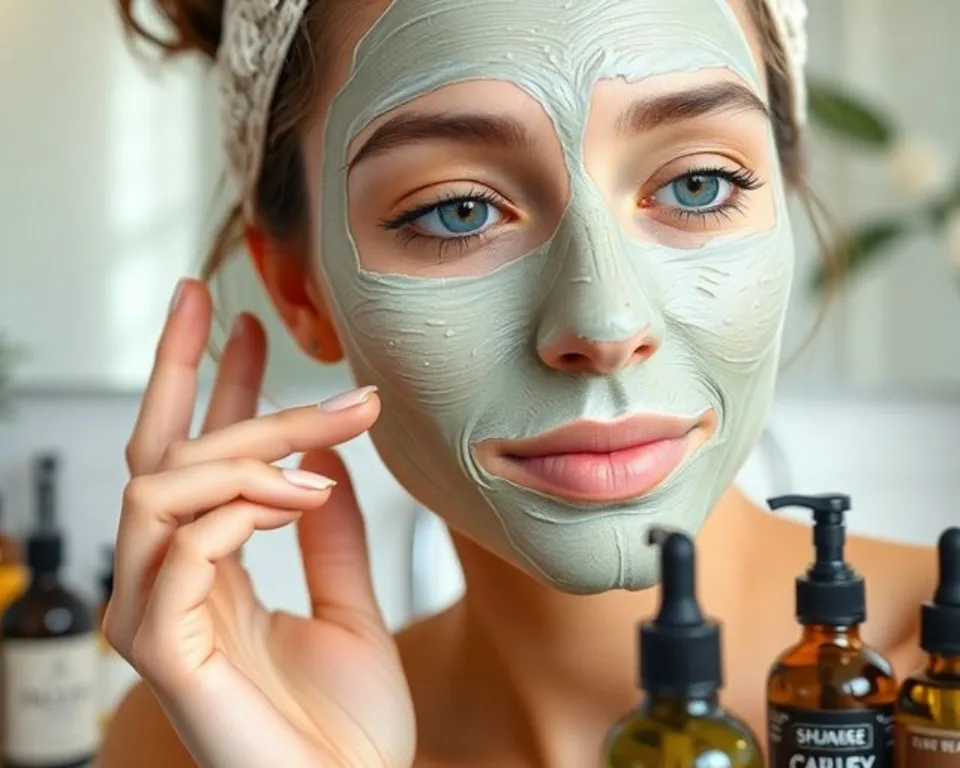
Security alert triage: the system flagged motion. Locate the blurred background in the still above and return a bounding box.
[0,0,958,727]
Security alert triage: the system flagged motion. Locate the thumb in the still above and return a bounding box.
[296,448,383,628]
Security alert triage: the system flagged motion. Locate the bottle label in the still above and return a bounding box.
[768,704,894,768]
[2,634,100,764]
[898,723,960,767]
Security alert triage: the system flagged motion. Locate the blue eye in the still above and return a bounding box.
[411,199,502,238]
[655,173,734,211]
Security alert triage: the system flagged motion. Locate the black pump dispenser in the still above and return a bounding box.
[921,527,960,655]
[767,493,865,627]
[640,528,722,698]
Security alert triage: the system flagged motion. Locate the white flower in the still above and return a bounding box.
[945,208,960,272]
[887,136,955,203]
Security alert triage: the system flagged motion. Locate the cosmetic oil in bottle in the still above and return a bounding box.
[1,454,98,768]
[603,529,763,767]
[766,494,897,768]
[895,527,960,767]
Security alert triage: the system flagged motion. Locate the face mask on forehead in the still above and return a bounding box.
[316,0,796,593]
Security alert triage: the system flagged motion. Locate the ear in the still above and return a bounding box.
[245,226,344,363]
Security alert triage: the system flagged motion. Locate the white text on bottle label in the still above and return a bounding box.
[2,635,100,764]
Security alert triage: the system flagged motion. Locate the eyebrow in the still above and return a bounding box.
[615,82,769,137]
[347,113,532,170]
[346,81,769,171]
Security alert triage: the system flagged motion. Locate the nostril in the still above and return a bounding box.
[636,341,657,360]
[559,352,583,367]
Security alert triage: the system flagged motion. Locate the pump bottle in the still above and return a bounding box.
[895,527,960,767]
[603,529,763,767]
[766,493,897,768]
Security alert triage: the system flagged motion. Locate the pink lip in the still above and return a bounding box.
[474,411,717,504]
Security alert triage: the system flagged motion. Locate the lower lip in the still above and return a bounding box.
[498,436,691,503]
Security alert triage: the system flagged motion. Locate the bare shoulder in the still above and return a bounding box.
[97,682,196,768]
[847,531,937,621]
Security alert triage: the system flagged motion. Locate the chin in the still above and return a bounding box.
[482,461,723,594]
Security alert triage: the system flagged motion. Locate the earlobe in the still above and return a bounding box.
[244,225,344,363]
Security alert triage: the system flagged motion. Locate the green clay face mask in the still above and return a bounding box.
[316,0,795,592]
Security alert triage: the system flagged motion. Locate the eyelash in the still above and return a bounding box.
[378,165,765,252]
[379,186,504,256]
[648,165,764,225]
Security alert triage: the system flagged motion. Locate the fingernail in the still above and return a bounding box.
[282,469,337,491]
[168,279,186,316]
[318,385,378,413]
[229,314,246,340]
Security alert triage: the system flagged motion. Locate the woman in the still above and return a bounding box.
[100,0,936,766]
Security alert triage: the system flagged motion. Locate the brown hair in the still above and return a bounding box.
[117,0,832,309]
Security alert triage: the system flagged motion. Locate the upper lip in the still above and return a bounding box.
[484,412,710,459]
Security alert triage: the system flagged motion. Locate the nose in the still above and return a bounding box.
[539,325,661,375]
[536,189,665,377]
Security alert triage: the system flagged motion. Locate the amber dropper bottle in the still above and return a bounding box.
[766,493,897,768]
[895,527,960,767]
[603,528,763,767]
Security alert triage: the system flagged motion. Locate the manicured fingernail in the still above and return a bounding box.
[229,314,246,340]
[168,279,186,316]
[282,469,337,491]
[318,385,378,412]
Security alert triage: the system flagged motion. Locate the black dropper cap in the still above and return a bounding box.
[99,545,115,602]
[921,527,960,656]
[767,494,864,626]
[27,453,63,575]
[640,528,722,698]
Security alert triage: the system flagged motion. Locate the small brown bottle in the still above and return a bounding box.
[766,494,898,768]
[895,527,960,767]
[1,454,98,768]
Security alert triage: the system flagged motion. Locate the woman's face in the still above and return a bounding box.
[302,0,794,593]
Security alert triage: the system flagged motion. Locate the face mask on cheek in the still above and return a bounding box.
[316,0,796,593]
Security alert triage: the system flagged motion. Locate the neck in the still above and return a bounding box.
[444,486,758,764]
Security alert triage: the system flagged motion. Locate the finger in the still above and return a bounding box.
[159,387,380,471]
[126,279,212,476]
[131,501,302,681]
[296,449,382,628]
[111,461,334,648]
[201,313,267,435]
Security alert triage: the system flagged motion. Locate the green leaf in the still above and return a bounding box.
[807,82,896,148]
[927,172,960,228]
[808,220,909,294]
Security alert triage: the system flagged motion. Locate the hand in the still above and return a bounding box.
[104,280,416,768]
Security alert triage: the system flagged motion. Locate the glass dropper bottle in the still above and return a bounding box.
[603,528,763,767]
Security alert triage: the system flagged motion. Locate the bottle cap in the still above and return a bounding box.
[768,494,866,626]
[921,527,960,656]
[28,452,63,574]
[26,532,62,573]
[640,528,723,698]
[99,545,115,600]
